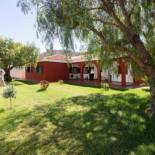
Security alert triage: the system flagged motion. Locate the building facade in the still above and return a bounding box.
[11,54,144,88]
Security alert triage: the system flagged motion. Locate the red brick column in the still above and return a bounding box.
[79,62,84,81]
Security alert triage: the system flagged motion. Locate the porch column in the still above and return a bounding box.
[95,61,101,84]
[79,62,84,81]
[120,60,126,87]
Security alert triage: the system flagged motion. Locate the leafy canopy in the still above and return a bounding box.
[18,0,155,74]
[0,37,39,69]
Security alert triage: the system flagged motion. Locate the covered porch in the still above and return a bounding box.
[68,61,101,83]
[68,59,136,88]
[67,80,137,89]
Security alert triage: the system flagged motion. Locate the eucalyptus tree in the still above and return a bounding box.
[18,0,155,114]
[0,37,39,82]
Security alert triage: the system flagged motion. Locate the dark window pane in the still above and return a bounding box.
[26,67,33,73]
[36,65,43,73]
[69,67,72,73]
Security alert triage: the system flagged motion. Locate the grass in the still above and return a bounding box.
[0,80,155,155]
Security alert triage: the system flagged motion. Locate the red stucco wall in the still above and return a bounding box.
[43,62,69,82]
[25,61,69,82]
[11,59,144,87]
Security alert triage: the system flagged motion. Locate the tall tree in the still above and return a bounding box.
[18,0,155,114]
[0,37,39,82]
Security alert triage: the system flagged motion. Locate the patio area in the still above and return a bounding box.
[67,80,146,89]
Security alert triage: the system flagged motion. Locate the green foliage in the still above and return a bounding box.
[0,37,39,81]
[2,85,16,99]
[101,82,110,91]
[18,0,155,111]
[2,85,16,109]
[18,0,155,73]
[0,81,154,154]
[0,37,38,68]
[40,80,49,90]
[58,80,64,84]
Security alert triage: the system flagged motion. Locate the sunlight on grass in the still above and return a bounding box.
[0,80,154,155]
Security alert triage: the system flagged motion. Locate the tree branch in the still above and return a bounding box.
[87,24,151,75]
[92,16,119,27]
[118,0,132,27]
[86,7,104,11]
[100,0,153,68]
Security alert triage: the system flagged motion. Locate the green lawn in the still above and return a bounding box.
[0,80,155,155]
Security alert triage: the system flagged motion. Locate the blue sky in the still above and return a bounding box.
[0,0,62,53]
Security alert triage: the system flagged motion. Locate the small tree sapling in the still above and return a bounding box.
[2,85,16,109]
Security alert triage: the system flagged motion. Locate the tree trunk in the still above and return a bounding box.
[4,69,12,82]
[146,74,155,116]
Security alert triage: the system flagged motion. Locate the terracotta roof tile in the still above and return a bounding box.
[40,55,67,62]
[39,54,99,63]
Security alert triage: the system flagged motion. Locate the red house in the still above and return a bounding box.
[11,52,144,88]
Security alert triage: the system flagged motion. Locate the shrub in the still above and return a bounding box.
[2,85,16,109]
[58,80,64,85]
[101,82,109,91]
[40,80,49,90]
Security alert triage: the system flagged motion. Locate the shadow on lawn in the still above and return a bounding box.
[65,82,100,88]
[36,88,47,92]
[0,93,155,155]
[12,80,37,86]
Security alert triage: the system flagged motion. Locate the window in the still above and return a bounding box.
[26,66,33,73]
[70,67,80,74]
[90,67,94,74]
[76,67,80,73]
[36,65,44,73]
[84,67,91,74]
[69,67,72,73]
[72,67,79,74]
